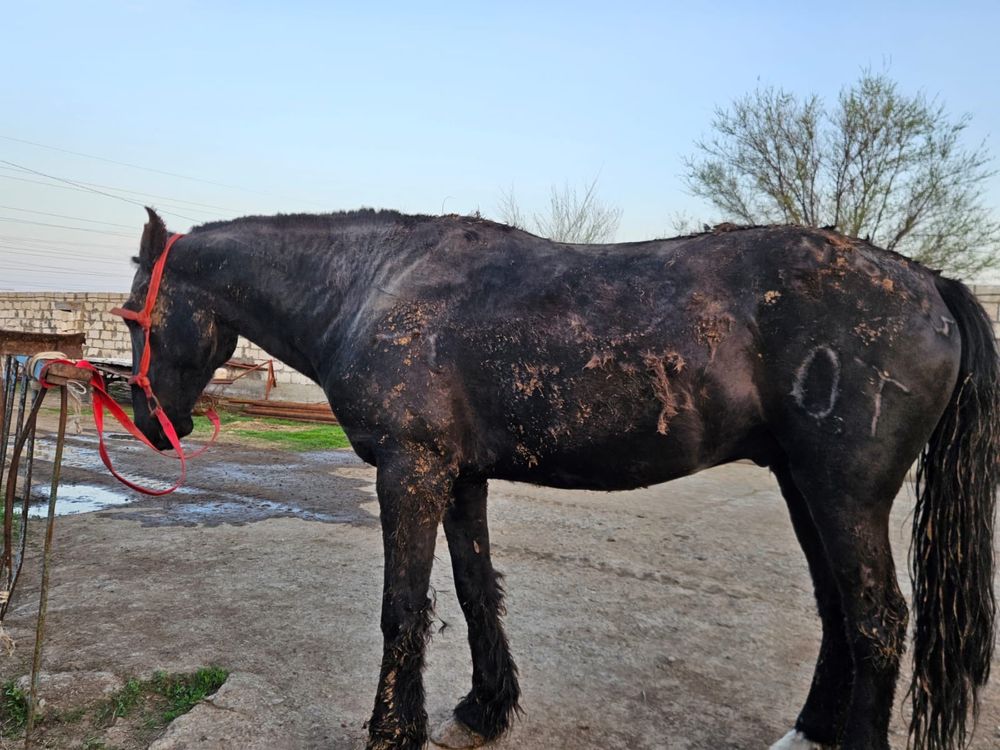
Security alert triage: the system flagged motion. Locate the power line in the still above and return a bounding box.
[0,216,134,236]
[0,159,203,223]
[0,233,134,249]
[0,168,235,215]
[0,244,132,266]
[0,133,330,207]
[0,133,267,192]
[0,266,132,282]
[0,204,135,229]
[0,253,133,271]
[0,255,134,275]
[0,270,129,284]
[0,279,126,291]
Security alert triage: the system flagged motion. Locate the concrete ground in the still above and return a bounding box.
[2,426,999,749]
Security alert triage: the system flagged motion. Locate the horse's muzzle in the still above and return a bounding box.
[135,411,193,451]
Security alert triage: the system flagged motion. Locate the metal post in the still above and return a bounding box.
[23,387,68,747]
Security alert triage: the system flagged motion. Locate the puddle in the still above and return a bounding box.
[26,484,358,526]
[27,484,133,517]
[157,499,350,526]
[22,431,375,527]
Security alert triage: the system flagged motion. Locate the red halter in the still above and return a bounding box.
[110,232,184,402]
[40,232,220,495]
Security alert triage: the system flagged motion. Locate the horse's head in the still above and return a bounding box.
[118,208,238,449]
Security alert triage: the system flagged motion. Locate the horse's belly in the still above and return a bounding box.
[490,428,706,491]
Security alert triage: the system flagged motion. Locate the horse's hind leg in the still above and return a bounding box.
[432,478,520,748]
[780,467,909,750]
[367,444,454,750]
[770,461,852,749]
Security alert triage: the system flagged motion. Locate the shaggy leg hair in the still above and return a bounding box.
[772,461,853,746]
[443,479,521,739]
[366,446,453,750]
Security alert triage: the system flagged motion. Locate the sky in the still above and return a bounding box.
[2,0,999,291]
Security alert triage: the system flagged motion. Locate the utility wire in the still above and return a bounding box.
[0,255,135,276]
[0,172,218,223]
[0,281,126,291]
[0,159,203,223]
[0,266,133,282]
[0,134,259,192]
[0,168,235,214]
[0,257,135,277]
[0,133,331,207]
[0,204,135,229]
[0,244,131,266]
[0,233,133,249]
[0,216,134,236]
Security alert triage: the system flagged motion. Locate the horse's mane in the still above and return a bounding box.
[186,212,918,270]
[189,208,436,235]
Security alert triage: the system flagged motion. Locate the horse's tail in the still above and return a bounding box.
[909,275,1000,750]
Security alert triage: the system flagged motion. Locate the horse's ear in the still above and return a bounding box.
[139,207,168,268]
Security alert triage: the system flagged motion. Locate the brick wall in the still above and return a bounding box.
[0,291,319,396]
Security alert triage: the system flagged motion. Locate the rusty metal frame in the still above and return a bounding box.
[0,330,89,748]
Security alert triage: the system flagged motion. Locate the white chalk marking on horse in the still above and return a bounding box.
[427,332,443,371]
[768,728,837,749]
[870,367,911,437]
[933,314,956,337]
[790,345,841,420]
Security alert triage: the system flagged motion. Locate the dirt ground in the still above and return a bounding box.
[2,418,1000,749]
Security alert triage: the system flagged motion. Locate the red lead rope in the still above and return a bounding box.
[40,361,219,495]
[37,232,220,495]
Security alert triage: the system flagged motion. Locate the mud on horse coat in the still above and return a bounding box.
[118,208,998,750]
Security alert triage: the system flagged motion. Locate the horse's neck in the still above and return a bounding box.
[224,293,325,384]
[183,228,386,387]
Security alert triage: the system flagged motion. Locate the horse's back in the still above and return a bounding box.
[338,222,961,490]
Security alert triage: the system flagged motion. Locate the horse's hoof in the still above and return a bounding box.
[769,729,835,750]
[430,716,486,748]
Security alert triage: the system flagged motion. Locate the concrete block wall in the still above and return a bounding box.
[971,285,1000,343]
[0,291,321,398]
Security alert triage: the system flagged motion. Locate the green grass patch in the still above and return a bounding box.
[0,668,228,746]
[49,398,352,452]
[0,507,23,541]
[150,667,229,724]
[191,411,350,451]
[57,399,350,452]
[95,678,142,728]
[95,667,229,733]
[231,425,351,450]
[192,411,309,429]
[0,679,30,734]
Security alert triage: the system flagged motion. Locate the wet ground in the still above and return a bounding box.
[25,431,370,527]
[3,419,1000,749]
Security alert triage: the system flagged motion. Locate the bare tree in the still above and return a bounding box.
[498,177,622,244]
[683,70,1000,277]
[667,210,712,236]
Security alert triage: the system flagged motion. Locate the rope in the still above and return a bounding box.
[24,350,84,433]
[25,350,67,378]
[37,360,220,495]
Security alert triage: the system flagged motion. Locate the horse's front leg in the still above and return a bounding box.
[367,444,454,750]
[432,478,520,748]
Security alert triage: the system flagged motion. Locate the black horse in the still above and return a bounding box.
[119,208,998,750]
